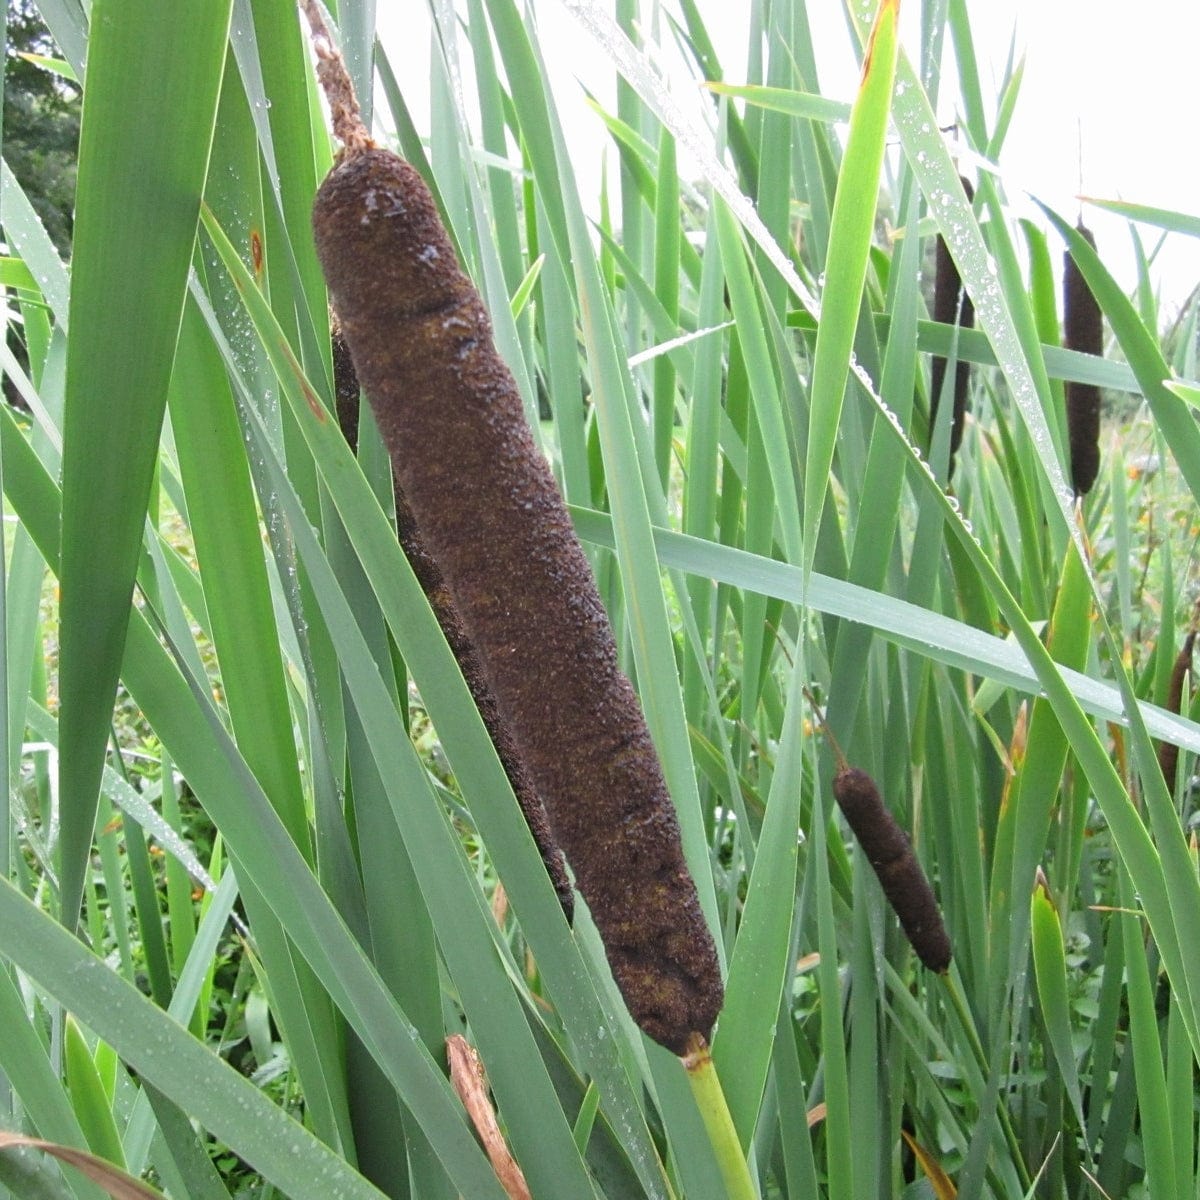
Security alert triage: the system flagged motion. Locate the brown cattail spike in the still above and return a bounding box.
[1157,630,1195,794]
[831,767,952,973]
[310,93,722,1050]
[930,177,975,471]
[1063,223,1104,496]
[332,332,576,923]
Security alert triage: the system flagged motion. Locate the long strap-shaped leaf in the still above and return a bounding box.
[1,401,516,1200]
[58,0,231,929]
[802,0,898,576]
[568,507,1200,753]
[0,877,390,1200]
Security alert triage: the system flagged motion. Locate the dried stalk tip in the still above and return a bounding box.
[1063,223,1103,496]
[313,146,723,1053]
[929,177,975,471]
[833,767,952,973]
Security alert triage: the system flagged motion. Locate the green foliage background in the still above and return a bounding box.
[1,1,1199,1198]
[3,0,77,253]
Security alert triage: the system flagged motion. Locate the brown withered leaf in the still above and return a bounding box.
[446,1035,531,1200]
[0,1132,165,1200]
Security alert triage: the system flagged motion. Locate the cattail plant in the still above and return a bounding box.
[305,3,722,1054]
[832,766,952,972]
[809,691,951,972]
[1158,631,1195,793]
[1063,222,1104,496]
[332,332,575,921]
[929,177,975,472]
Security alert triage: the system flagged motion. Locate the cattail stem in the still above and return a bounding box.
[939,972,1033,1193]
[682,1035,759,1200]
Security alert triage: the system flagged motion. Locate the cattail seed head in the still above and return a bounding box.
[313,146,723,1053]
[331,331,576,923]
[1063,223,1104,496]
[832,766,952,973]
[930,177,975,469]
[1158,630,1195,794]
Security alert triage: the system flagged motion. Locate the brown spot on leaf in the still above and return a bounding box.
[250,227,264,281]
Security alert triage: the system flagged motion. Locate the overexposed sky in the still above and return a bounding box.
[967,0,1199,316]
[378,1,1199,316]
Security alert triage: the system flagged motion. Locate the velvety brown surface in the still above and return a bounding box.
[1063,223,1103,496]
[1158,630,1195,794]
[930,178,976,469]
[314,148,722,1053]
[332,328,361,449]
[332,331,575,923]
[833,767,952,973]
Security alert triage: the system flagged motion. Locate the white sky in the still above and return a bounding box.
[378,0,1200,316]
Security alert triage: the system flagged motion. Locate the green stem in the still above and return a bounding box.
[941,973,1033,1193]
[683,1035,759,1200]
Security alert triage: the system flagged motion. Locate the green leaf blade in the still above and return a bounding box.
[58,0,232,928]
[803,0,899,574]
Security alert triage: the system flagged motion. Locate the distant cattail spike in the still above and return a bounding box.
[832,767,953,972]
[1157,630,1195,793]
[805,690,951,972]
[830,768,950,974]
[930,177,975,471]
[1063,223,1104,496]
[310,37,722,1051]
[332,331,575,923]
